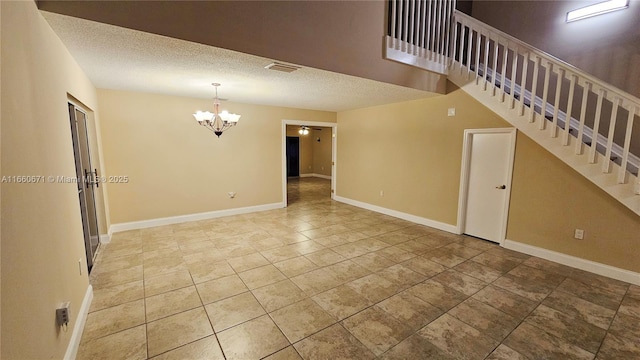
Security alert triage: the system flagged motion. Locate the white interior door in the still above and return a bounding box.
[463,131,514,243]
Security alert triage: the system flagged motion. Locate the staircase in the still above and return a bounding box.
[385,1,640,216]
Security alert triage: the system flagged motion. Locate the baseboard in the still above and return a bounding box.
[99,234,111,244]
[64,285,93,360]
[109,202,282,233]
[334,195,458,234]
[504,240,640,286]
[299,173,332,179]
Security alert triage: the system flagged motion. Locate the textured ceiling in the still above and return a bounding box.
[41,11,436,112]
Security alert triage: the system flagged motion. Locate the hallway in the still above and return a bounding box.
[80,178,640,359]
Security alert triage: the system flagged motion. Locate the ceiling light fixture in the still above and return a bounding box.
[298,126,310,135]
[193,83,240,137]
[566,0,629,22]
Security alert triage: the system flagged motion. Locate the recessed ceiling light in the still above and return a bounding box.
[566,0,629,22]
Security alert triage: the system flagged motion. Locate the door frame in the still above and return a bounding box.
[456,128,517,245]
[282,119,337,207]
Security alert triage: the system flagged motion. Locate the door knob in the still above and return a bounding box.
[496,185,506,189]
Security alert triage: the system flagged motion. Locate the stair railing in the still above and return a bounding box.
[451,11,640,181]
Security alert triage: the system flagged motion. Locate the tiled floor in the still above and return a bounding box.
[79,177,640,359]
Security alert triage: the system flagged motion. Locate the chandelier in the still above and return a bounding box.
[193,83,240,137]
[299,126,310,135]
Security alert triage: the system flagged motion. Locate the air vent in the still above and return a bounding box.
[265,62,301,73]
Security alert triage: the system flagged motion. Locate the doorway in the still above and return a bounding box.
[282,120,337,206]
[457,128,516,244]
[69,102,102,272]
[286,137,300,177]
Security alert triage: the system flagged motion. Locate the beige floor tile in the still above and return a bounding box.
[376,291,442,331]
[90,280,144,312]
[150,335,224,360]
[342,306,413,355]
[557,278,624,310]
[618,295,640,318]
[146,307,213,357]
[228,252,270,272]
[503,322,594,360]
[92,253,143,275]
[270,298,336,343]
[312,285,372,320]
[325,260,371,283]
[346,273,399,303]
[377,264,426,289]
[608,312,640,343]
[261,246,301,263]
[274,256,318,277]
[187,260,235,284]
[472,284,537,320]
[431,269,487,296]
[144,269,194,297]
[380,333,454,360]
[144,256,189,278]
[448,298,520,342]
[454,260,503,283]
[304,249,347,267]
[145,285,202,322]
[470,252,520,273]
[290,267,342,295]
[262,346,302,360]
[401,256,447,277]
[217,315,289,360]
[294,324,375,360]
[351,253,396,272]
[492,273,556,302]
[252,279,307,312]
[422,248,467,267]
[238,264,287,289]
[373,246,417,263]
[627,285,640,300]
[418,314,500,360]
[196,274,248,304]
[331,242,370,259]
[543,289,616,329]
[205,292,266,332]
[406,280,468,312]
[525,305,607,353]
[77,324,146,360]
[82,299,145,342]
[597,332,640,359]
[485,344,529,360]
[91,265,143,289]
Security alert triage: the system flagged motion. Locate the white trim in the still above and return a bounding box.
[109,203,282,233]
[456,128,517,245]
[298,173,332,180]
[99,234,111,244]
[282,120,337,207]
[503,240,640,286]
[64,285,93,360]
[334,195,458,234]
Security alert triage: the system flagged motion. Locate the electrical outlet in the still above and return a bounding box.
[574,229,584,240]
[380,190,384,197]
[228,192,236,199]
[56,302,70,327]
[447,108,456,117]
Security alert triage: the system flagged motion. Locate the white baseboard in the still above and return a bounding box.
[299,173,332,180]
[334,195,458,234]
[64,285,93,360]
[504,240,640,286]
[109,203,283,233]
[99,234,111,244]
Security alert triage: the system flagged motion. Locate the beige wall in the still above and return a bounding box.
[337,81,640,272]
[312,128,333,177]
[1,2,99,358]
[286,126,313,175]
[337,83,508,225]
[98,90,335,224]
[507,134,640,273]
